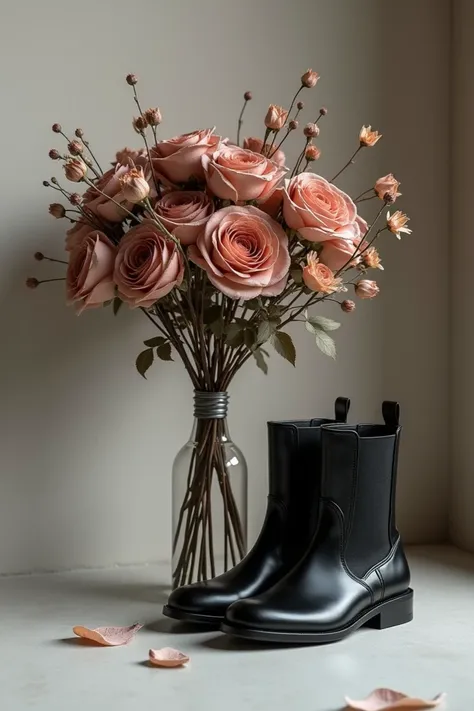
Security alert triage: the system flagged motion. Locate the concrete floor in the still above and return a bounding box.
[0,546,471,710]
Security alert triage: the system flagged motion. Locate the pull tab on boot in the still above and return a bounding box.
[382,400,400,428]
[335,396,351,423]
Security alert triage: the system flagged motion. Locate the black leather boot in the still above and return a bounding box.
[162,397,351,626]
[222,401,413,643]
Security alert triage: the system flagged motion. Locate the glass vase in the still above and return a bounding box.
[171,391,247,589]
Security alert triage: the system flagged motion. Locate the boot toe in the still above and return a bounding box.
[166,580,236,619]
[225,597,282,631]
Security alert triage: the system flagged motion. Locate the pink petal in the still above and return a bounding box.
[148,647,190,668]
[72,623,142,646]
[345,689,447,711]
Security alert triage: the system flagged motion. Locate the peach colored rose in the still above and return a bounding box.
[203,145,286,203]
[265,104,288,130]
[259,188,284,219]
[355,279,379,299]
[301,69,320,88]
[114,220,184,307]
[243,137,286,167]
[188,205,290,300]
[66,231,116,313]
[319,239,357,271]
[115,147,147,167]
[151,128,221,184]
[374,173,401,201]
[84,164,149,222]
[153,190,214,245]
[65,219,94,252]
[302,253,342,294]
[283,173,362,243]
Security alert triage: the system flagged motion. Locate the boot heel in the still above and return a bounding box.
[367,589,414,630]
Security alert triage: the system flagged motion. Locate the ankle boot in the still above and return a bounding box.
[222,401,413,643]
[162,396,351,625]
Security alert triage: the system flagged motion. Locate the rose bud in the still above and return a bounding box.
[341,299,356,313]
[126,73,138,85]
[264,104,288,131]
[132,115,148,133]
[374,173,401,202]
[359,125,382,147]
[49,203,66,218]
[68,140,83,156]
[64,158,87,182]
[297,101,304,110]
[301,69,320,88]
[75,128,84,138]
[26,277,39,289]
[355,279,380,299]
[319,107,328,116]
[34,252,45,261]
[363,247,384,270]
[289,120,299,131]
[42,180,50,187]
[304,122,319,138]
[305,144,321,162]
[119,166,150,203]
[49,149,60,160]
[244,91,252,101]
[52,123,62,133]
[144,107,162,126]
[69,192,83,206]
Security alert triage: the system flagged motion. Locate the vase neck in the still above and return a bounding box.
[193,391,229,419]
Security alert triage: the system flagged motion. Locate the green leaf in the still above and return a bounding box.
[306,314,341,332]
[209,319,225,338]
[257,319,277,345]
[290,267,303,284]
[245,298,263,311]
[157,342,173,361]
[226,323,245,348]
[143,336,168,348]
[272,331,296,366]
[314,330,337,359]
[253,349,268,375]
[136,348,154,379]
[112,297,123,315]
[243,327,257,350]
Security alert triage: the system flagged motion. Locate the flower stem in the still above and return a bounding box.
[331,145,362,183]
[237,98,249,147]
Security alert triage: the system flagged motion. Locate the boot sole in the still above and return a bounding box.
[221,588,414,644]
[162,604,223,627]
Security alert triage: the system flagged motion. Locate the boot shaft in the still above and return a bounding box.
[267,397,351,553]
[320,401,401,578]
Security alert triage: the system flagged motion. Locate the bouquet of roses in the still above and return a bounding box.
[29,69,411,586]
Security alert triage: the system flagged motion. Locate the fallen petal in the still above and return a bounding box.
[72,623,142,646]
[345,689,447,711]
[148,647,190,668]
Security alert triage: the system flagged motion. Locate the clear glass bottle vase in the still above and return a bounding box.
[171,391,247,589]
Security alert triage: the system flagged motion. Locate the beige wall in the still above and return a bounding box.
[451,0,474,551]
[0,0,450,574]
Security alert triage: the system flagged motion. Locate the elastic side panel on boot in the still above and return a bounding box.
[320,428,358,523]
[292,427,324,546]
[344,435,395,578]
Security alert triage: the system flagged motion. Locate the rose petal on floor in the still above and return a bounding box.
[72,623,143,646]
[148,647,190,667]
[345,689,447,710]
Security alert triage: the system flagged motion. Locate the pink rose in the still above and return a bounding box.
[259,188,284,219]
[188,205,290,300]
[153,190,214,245]
[243,137,286,167]
[66,219,93,252]
[203,145,286,203]
[84,164,147,222]
[151,128,221,184]
[115,147,147,167]
[114,220,184,307]
[319,239,357,271]
[66,231,116,313]
[302,253,342,294]
[283,173,362,243]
